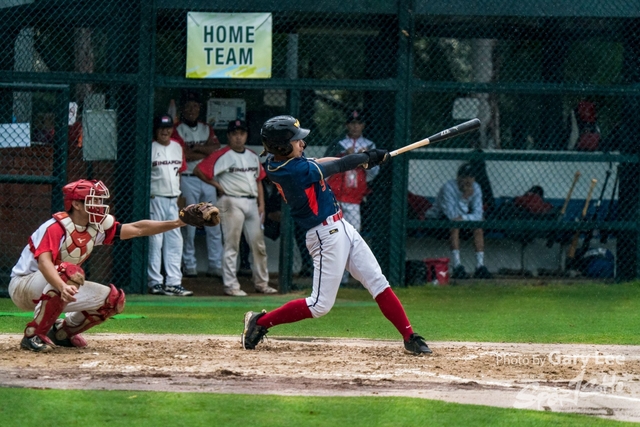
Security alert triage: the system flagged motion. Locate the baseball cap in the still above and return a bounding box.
[346,109,365,123]
[227,119,248,133]
[154,114,174,129]
[181,91,201,105]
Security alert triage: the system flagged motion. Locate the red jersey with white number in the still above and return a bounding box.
[10,213,119,277]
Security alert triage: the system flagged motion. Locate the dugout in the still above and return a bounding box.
[1,0,640,295]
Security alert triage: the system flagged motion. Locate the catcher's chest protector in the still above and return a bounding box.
[53,212,97,265]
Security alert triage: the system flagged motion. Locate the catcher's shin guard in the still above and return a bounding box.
[49,284,125,347]
[23,289,67,348]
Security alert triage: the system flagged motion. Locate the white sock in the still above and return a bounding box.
[476,251,484,268]
[452,250,461,267]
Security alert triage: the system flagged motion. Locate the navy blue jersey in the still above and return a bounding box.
[266,154,341,230]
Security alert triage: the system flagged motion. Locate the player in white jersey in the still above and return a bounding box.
[9,179,190,352]
[172,91,223,278]
[195,120,277,296]
[148,115,193,296]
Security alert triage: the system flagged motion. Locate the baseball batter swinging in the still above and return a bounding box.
[9,179,191,352]
[241,115,432,355]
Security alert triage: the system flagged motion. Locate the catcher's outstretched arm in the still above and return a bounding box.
[120,219,184,240]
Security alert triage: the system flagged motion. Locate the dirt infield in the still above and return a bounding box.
[1,333,639,422]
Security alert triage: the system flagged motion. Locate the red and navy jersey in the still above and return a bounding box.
[266,155,340,231]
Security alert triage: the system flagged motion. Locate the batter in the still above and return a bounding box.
[241,115,432,355]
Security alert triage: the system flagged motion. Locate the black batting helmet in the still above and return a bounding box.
[260,115,310,156]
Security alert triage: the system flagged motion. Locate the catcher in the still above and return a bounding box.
[9,179,219,352]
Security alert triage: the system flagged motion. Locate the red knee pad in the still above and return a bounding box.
[98,284,126,318]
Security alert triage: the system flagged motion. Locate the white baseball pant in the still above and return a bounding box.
[9,271,111,328]
[218,195,269,292]
[304,214,389,318]
[180,175,223,271]
[148,196,183,287]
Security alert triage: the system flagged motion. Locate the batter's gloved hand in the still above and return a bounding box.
[179,202,220,227]
[363,149,390,170]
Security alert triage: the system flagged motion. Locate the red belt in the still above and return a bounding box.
[322,210,343,226]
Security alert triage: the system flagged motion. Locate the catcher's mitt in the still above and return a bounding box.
[57,262,85,288]
[179,202,220,227]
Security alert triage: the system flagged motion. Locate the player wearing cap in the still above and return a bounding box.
[241,115,433,355]
[195,120,277,296]
[9,179,189,352]
[172,91,223,278]
[324,110,380,284]
[148,115,193,296]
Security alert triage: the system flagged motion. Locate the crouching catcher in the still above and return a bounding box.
[9,179,188,352]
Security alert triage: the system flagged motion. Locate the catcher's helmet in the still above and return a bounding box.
[260,115,310,156]
[62,179,110,231]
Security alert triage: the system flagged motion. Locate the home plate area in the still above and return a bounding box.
[1,334,639,422]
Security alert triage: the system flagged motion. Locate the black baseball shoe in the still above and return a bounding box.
[474,265,493,279]
[404,333,433,355]
[20,335,53,353]
[241,310,268,350]
[451,265,469,279]
[149,284,165,295]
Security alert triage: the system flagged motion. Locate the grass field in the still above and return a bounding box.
[1,281,639,426]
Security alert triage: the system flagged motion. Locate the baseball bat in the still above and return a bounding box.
[389,118,481,157]
[600,165,620,244]
[546,171,581,248]
[567,178,597,260]
[580,168,611,253]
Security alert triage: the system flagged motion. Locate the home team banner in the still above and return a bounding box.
[186,12,272,79]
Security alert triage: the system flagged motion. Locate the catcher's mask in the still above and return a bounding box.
[63,179,110,232]
[260,115,310,157]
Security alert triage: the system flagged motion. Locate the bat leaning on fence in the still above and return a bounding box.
[578,168,612,257]
[567,178,598,263]
[546,171,581,248]
[389,118,481,157]
[600,165,620,245]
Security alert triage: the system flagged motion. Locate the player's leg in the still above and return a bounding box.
[219,196,246,296]
[162,199,184,288]
[242,199,273,293]
[472,228,491,279]
[10,272,64,352]
[48,281,125,348]
[147,196,165,294]
[450,227,468,279]
[242,219,348,349]
[202,181,223,276]
[180,176,200,276]
[347,227,432,355]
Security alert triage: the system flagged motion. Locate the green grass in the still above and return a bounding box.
[1,281,639,426]
[2,281,639,344]
[0,388,633,427]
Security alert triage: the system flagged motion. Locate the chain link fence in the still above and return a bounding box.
[1,1,639,295]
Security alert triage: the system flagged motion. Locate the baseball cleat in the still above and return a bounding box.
[255,285,278,294]
[241,310,268,350]
[20,335,54,353]
[46,321,88,348]
[473,266,493,279]
[404,333,433,355]
[225,288,248,297]
[163,285,194,296]
[149,284,165,295]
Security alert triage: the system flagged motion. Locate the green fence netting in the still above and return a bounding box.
[1,1,639,296]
